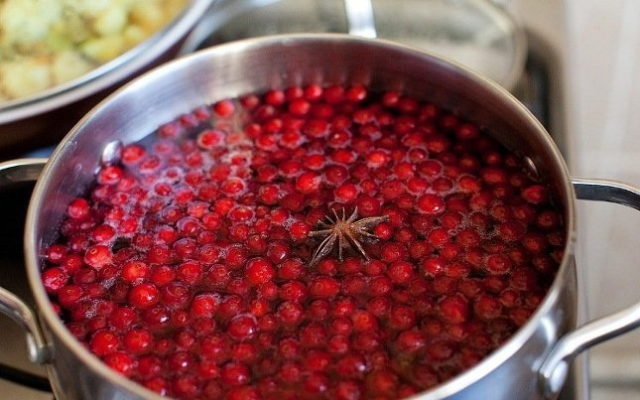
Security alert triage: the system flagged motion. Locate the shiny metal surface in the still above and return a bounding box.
[0,0,215,158]
[20,34,580,400]
[0,286,49,364]
[182,0,527,90]
[0,159,49,365]
[539,179,640,399]
[0,159,47,187]
[344,0,377,38]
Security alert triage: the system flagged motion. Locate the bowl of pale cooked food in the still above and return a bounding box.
[0,0,215,156]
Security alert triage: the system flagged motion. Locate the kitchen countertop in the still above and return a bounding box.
[563,0,640,398]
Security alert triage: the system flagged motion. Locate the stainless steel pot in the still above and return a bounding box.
[0,34,639,400]
[0,0,216,158]
[181,0,527,91]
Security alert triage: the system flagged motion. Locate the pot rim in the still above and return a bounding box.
[0,0,215,125]
[23,33,577,399]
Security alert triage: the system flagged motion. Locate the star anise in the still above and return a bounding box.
[307,207,389,265]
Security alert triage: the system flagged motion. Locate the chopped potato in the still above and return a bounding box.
[0,0,188,103]
[61,0,110,17]
[81,35,126,63]
[123,24,147,49]
[93,6,128,37]
[51,51,93,85]
[0,0,63,50]
[51,13,91,45]
[0,58,51,98]
[130,1,167,33]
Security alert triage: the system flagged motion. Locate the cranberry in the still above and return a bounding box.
[386,261,415,284]
[486,254,513,275]
[84,245,112,269]
[474,294,503,320]
[227,386,259,400]
[245,257,276,285]
[67,197,91,220]
[277,301,304,326]
[522,184,549,204]
[296,172,321,193]
[121,261,149,283]
[280,280,307,302]
[417,194,446,215]
[104,352,134,377]
[304,372,329,394]
[42,267,69,293]
[309,277,340,299]
[380,242,405,262]
[221,362,251,386]
[213,99,235,117]
[190,293,219,318]
[128,283,160,309]
[396,330,426,354]
[438,294,470,324]
[123,329,153,355]
[227,314,258,341]
[90,330,119,356]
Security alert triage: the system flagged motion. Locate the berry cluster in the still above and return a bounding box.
[41,84,565,400]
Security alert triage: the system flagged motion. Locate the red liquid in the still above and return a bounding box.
[41,84,565,400]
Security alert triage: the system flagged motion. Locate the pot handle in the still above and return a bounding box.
[344,0,377,38]
[539,178,640,399]
[0,158,51,364]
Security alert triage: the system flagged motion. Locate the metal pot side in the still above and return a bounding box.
[24,34,578,400]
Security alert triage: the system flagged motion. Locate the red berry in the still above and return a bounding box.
[128,283,160,309]
[386,261,415,284]
[309,277,340,299]
[213,99,235,117]
[227,314,258,341]
[417,194,445,215]
[290,221,310,241]
[522,184,549,204]
[97,165,124,185]
[438,295,469,324]
[121,261,149,283]
[335,183,359,202]
[380,242,405,262]
[122,145,145,164]
[245,258,276,285]
[296,171,321,194]
[90,330,119,356]
[123,329,153,355]
[474,294,503,320]
[304,372,329,393]
[104,352,134,376]
[277,301,304,326]
[265,89,285,106]
[190,293,220,318]
[197,129,225,149]
[227,386,259,400]
[485,254,513,275]
[289,98,311,115]
[221,362,251,386]
[42,267,68,293]
[396,330,426,353]
[84,245,112,269]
